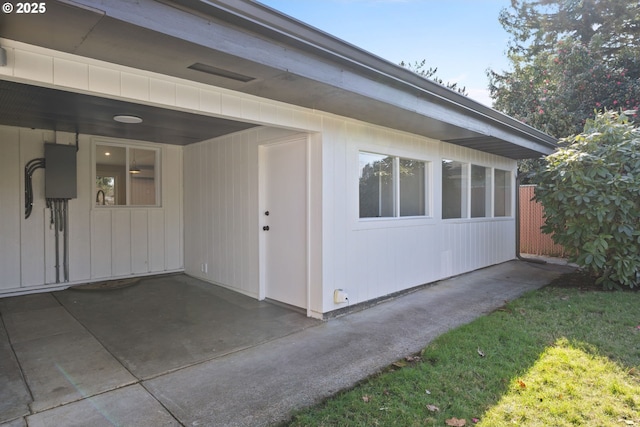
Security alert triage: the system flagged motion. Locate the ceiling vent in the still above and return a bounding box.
[188,63,255,82]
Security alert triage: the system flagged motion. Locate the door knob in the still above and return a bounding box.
[263,226,270,231]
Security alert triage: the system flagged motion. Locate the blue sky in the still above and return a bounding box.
[258,0,514,106]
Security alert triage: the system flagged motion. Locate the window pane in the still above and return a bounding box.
[442,160,468,219]
[471,165,490,218]
[359,152,394,218]
[494,169,512,217]
[95,144,159,207]
[399,158,425,217]
[130,148,156,205]
[96,145,126,205]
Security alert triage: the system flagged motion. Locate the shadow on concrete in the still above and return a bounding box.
[0,261,574,427]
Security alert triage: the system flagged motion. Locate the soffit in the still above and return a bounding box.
[0,0,557,157]
[0,80,256,145]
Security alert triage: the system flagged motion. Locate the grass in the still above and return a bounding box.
[283,273,640,426]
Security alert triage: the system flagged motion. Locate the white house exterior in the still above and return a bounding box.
[0,0,556,318]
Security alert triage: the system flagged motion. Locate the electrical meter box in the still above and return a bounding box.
[45,143,77,199]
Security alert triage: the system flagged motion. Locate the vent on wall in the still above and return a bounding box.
[188,63,255,82]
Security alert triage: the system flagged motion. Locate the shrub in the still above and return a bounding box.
[534,111,640,288]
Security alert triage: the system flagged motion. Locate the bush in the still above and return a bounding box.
[534,111,640,288]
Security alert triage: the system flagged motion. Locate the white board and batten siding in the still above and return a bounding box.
[0,125,184,295]
[183,117,517,317]
[182,127,317,300]
[183,130,261,299]
[2,38,520,315]
[90,141,183,279]
[320,119,517,313]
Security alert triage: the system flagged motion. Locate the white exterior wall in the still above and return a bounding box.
[1,39,517,315]
[183,127,292,298]
[181,116,516,317]
[0,126,183,295]
[319,118,517,313]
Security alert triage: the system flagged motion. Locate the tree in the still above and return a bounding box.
[533,111,640,289]
[491,37,640,138]
[489,0,640,139]
[400,59,468,95]
[499,0,640,62]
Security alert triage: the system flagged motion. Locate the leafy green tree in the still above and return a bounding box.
[489,0,640,139]
[499,0,640,61]
[491,38,640,138]
[533,111,640,289]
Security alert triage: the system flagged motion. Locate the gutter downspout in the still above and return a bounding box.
[516,173,546,264]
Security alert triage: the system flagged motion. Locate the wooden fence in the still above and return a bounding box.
[519,185,567,257]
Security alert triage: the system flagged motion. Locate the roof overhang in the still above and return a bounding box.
[0,0,557,158]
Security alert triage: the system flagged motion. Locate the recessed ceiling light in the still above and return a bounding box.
[113,115,143,124]
[104,152,111,156]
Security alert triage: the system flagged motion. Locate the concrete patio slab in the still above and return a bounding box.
[12,330,137,413]
[0,293,60,314]
[145,261,572,427]
[0,295,137,415]
[0,260,575,426]
[25,384,179,427]
[0,418,26,427]
[55,274,320,379]
[0,323,30,423]
[3,306,86,344]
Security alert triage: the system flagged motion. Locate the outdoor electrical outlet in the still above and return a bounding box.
[201,263,208,273]
[334,289,348,304]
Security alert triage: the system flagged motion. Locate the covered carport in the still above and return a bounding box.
[0,0,555,157]
[1,274,320,423]
[0,0,555,308]
[0,0,559,424]
[1,2,333,421]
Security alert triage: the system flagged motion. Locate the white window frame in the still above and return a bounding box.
[442,159,514,220]
[358,151,432,221]
[494,168,513,217]
[93,138,161,208]
[442,159,469,220]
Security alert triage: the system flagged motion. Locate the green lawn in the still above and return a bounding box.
[284,273,640,426]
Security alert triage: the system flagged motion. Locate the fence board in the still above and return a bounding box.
[519,185,566,257]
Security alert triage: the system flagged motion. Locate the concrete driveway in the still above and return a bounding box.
[0,259,574,427]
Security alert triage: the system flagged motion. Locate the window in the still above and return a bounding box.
[95,143,159,206]
[400,158,426,216]
[359,152,429,218]
[359,153,394,218]
[442,160,468,219]
[442,161,513,219]
[494,169,512,217]
[471,165,491,218]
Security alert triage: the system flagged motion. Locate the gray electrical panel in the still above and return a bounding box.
[45,143,77,199]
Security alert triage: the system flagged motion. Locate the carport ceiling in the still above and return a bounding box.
[0,80,257,145]
[0,0,556,157]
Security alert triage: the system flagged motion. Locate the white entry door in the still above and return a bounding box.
[260,137,307,308]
